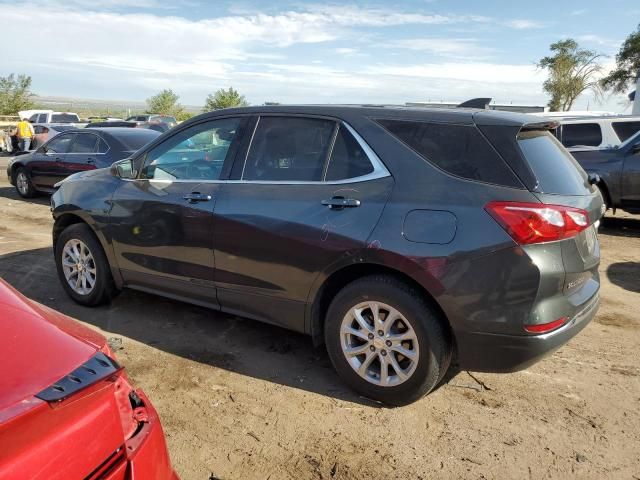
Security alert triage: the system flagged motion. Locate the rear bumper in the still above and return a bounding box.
[106,390,178,480]
[454,292,599,373]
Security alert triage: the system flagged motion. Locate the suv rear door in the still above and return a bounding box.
[213,115,393,332]
[64,132,100,175]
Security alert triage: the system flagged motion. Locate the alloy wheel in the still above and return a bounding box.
[16,172,29,195]
[61,239,97,295]
[340,301,420,387]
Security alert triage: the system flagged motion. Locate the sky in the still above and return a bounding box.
[1,0,639,111]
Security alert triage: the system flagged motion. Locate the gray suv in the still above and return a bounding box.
[50,105,602,405]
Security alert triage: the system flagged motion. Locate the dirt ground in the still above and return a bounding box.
[1,157,639,480]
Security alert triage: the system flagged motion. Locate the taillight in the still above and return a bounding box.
[524,316,568,334]
[485,201,589,245]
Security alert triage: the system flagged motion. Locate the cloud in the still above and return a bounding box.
[504,19,544,29]
[570,9,588,16]
[381,38,494,60]
[0,2,559,107]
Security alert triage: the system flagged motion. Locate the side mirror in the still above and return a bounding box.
[111,158,137,179]
[632,144,640,155]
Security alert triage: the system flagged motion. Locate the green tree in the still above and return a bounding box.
[0,74,35,115]
[203,87,249,112]
[601,24,640,93]
[175,111,194,122]
[537,39,603,111]
[146,89,183,116]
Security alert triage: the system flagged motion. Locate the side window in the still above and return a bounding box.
[242,116,335,181]
[141,117,241,181]
[45,134,73,154]
[68,133,98,153]
[38,114,48,123]
[612,121,640,142]
[325,125,374,181]
[97,138,109,153]
[28,114,38,122]
[561,123,602,147]
[377,119,521,187]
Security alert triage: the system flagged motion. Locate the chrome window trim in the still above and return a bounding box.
[125,118,390,186]
[237,119,389,184]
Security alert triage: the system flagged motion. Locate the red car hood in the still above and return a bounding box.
[0,280,106,416]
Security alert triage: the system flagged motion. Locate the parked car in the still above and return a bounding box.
[0,279,177,479]
[570,130,640,214]
[50,105,602,405]
[88,116,125,123]
[549,115,640,149]
[126,114,177,129]
[7,127,160,198]
[31,124,78,150]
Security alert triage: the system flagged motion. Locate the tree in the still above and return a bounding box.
[0,74,35,115]
[146,89,183,116]
[601,24,640,94]
[203,87,248,112]
[175,111,194,122]
[537,39,603,111]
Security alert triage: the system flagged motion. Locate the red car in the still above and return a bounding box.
[0,280,178,480]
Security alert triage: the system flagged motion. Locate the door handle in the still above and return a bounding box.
[183,192,212,203]
[87,158,95,164]
[321,197,361,209]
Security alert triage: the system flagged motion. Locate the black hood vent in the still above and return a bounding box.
[35,352,120,402]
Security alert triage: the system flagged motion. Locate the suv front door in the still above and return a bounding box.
[213,116,393,332]
[108,117,248,305]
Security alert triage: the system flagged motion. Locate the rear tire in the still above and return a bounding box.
[325,275,451,406]
[15,167,36,198]
[55,223,118,306]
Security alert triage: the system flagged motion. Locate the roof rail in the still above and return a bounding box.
[457,98,492,109]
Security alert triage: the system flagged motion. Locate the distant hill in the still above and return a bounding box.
[32,95,202,117]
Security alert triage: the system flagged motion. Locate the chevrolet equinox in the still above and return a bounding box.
[51,105,602,405]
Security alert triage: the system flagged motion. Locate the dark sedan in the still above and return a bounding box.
[7,128,160,198]
[570,130,640,214]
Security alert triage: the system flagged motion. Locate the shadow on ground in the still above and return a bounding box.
[599,215,640,238]
[607,262,640,293]
[0,246,386,406]
[0,186,51,206]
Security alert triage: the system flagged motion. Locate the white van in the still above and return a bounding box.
[548,115,640,149]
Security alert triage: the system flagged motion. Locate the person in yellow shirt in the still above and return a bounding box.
[16,117,35,152]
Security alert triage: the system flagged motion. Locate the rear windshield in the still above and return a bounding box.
[51,113,80,123]
[612,121,640,142]
[151,115,176,124]
[517,130,589,195]
[52,125,77,132]
[112,129,160,151]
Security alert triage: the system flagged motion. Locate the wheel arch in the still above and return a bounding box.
[53,212,124,289]
[9,161,26,183]
[307,261,453,349]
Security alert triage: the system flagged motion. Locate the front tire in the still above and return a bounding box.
[55,223,117,306]
[325,275,451,406]
[15,167,36,198]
